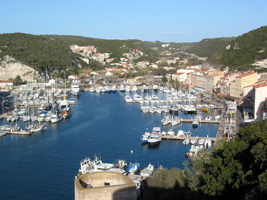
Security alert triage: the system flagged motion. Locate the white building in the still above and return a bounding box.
[252,81,267,121]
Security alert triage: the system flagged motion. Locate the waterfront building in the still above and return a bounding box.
[0,80,14,91]
[172,72,186,83]
[218,73,239,95]
[229,72,258,99]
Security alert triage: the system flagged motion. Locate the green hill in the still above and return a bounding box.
[208,26,267,71]
[186,37,234,57]
[0,33,160,76]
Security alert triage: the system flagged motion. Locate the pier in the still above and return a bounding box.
[161,135,216,142]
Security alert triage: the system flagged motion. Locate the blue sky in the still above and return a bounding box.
[1,0,267,42]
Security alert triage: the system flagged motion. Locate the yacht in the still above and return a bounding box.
[71,80,80,96]
[181,104,197,114]
[147,134,161,146]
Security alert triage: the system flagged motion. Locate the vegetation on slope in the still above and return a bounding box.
[0,33,160,77]
[208,26,267,71]
[186,37,234,57]
[142,120,267,200]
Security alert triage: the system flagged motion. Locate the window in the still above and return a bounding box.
[104,182,110,186]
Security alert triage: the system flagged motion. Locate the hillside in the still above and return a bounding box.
[186,37,234,57]
[208,26,267,71]
[0,33,160,77]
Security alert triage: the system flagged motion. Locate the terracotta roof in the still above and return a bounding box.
[217,93,227,97]
[174,72,185,75]
[236,72,257,78]
[254,81,267,89]
[0,80,13,83]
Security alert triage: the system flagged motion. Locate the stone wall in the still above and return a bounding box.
[75,172,137,200]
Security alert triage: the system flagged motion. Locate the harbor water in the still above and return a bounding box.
[0,91,219,200]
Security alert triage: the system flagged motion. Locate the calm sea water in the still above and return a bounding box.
[0,91,219,200]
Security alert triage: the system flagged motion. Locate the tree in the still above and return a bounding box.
[189,120,267,199]
[162,76,168,83]
[14,75,23,86]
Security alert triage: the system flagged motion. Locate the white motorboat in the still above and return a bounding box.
[205,116,212,120]
[124,95,133,103]
[152,127,161,135]
[89,87,95,93]
[215,115,221,120]
[119,85,125,92]
[204,138,212,148]
[131,85,138,92]
[51,112,62,123]
[140,163,154,177]
[153,84,159,92]
[171,116,180,127]
[37,112,46,122]
[189,145,200,157]
[112,85,117,93]
[69,98,76,105]
[71,80,80,96]
[192,120,199,128]
[23,115,31,122]
[79,156,126,174]
[141,129,151,143]
[167,129,175,136]
[177,130,185,138]
[62,106,71,119]
[30,124,47,133]
[182,138,190,145]
[181,105,197,114]
[125,85,131,92]
[190,137,198,145]
[198,139,205,145]
[147,134,161,146]
[126,163,140,174]
[161,115,171,126]
[0,130,7,137]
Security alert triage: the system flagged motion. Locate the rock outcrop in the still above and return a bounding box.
[0,55,41,82]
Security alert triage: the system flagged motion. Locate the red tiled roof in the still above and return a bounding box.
[254,81,267,89]
[174,72,184,75]
[236,72,257,78]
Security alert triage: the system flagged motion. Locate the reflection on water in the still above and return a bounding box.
[0,91,220,200]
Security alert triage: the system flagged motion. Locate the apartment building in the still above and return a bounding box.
[229,72,258,98]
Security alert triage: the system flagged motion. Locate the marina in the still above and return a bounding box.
[0,88,221,200]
